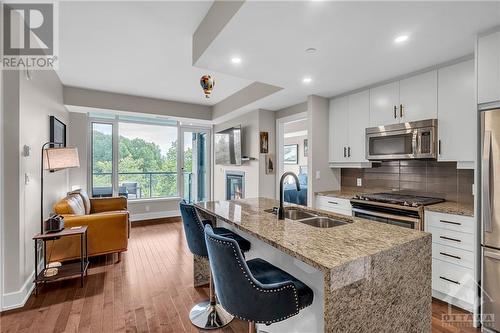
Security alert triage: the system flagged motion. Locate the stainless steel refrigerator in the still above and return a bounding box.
[481,108,500,332]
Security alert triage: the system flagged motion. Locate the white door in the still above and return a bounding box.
[369,81,400,126]
[399,70,437,122]
[478,31,500,104]
[180,127,211,203]
[329,96,349,162]
[438,60,475,162]
[348,90,370,162]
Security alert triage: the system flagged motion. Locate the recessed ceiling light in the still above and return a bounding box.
[305,47,317,54]
[231,57,242,64]
[302,77,312,84]
[394,35,409,44]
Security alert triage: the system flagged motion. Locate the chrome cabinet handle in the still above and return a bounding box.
[394,106,397,118]
[439,219,461,226]
[347,147,351,157]
[439,252,461,260]
[438,140,442,155]
[343,147,347,158]
[328,201,339,205]
[440,235,461,243]
[439,276,460,285]
[400,104,404,117]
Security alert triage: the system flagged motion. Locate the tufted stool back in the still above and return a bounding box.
[204,225,303,325]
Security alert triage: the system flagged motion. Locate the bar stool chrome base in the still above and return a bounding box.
[189,300,234,329]
[190,272,234,329]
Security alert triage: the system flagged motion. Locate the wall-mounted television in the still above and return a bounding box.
[215,126,242,165]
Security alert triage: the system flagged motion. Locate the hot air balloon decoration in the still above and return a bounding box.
[200,75,215,98]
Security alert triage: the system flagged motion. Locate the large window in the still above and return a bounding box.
[91,116,180,200]
[118,122,178,199]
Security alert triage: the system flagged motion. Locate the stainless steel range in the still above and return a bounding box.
[350,192,445,230]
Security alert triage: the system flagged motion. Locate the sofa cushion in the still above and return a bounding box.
[54,194,86,216]
[68,189,91,214]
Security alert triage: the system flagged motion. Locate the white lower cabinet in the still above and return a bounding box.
[425,211,477,312]
[315,195,352,216]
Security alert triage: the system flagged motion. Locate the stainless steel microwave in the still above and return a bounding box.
[365,119,438,160]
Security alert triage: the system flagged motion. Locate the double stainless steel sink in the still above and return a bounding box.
[265,207,349,228]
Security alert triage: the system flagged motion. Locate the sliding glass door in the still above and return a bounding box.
[180,128,210,203]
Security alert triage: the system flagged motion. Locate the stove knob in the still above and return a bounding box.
[412,202,419,207]
[403,201,409,206]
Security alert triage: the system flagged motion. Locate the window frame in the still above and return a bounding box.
[88,114,184,201]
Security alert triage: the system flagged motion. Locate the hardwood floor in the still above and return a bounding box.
[0,221,480,333]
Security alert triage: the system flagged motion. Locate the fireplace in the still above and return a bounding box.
[226,171,245,200]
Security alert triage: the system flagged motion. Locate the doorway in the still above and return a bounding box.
[276,112,309,206]
[180,128,211,203]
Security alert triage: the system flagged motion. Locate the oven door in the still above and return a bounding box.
[366,129,417,160]
[352,207,420,229]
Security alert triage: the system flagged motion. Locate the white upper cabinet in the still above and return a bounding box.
[369,82,399,127]
[329,96,349,162]
[329,91,370,165]
[348,90,370,162]
[478,30,500,105]
[399,70,438,122]
[438,60,475,163]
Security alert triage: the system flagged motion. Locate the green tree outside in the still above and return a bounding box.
[92,130,192,198]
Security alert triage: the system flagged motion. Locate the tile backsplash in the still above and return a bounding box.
[341,161,474,205]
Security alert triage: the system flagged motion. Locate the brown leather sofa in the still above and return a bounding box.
[49,190,130,262]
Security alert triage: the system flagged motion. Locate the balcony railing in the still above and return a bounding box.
[92,171,192,201]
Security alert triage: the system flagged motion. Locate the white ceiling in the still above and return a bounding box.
[197,1,500,110]
[58,1,252,105]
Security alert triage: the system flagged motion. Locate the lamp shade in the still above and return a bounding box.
[44,147,80,170]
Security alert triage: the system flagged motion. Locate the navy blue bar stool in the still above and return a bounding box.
[179,201,251,329]
[204,224,314,333]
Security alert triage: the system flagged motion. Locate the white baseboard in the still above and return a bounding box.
[130,210,180,222]
[2,271,35,311]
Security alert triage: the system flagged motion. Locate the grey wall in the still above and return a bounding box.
[64,86,212,121]
[307,95,341,205]
[68,112,88,191]
[258,109,276,198]
[2,68,69,306]
[213,109,277,200]
[3,70,21,296]
[276,102,307,120]
[214,110,260,200]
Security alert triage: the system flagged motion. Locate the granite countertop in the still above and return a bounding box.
[424,201,474,217]
[316,187,475,217]
[315,186,380,199]
[195,197,430,273]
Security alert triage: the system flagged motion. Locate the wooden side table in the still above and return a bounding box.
[33,226,89,295]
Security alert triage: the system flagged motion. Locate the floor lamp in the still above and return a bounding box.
[41,142,80,234]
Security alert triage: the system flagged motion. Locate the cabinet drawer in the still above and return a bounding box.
[317,204,352,217]
[425,211,475,234]
[432,243,474,269]
[432,258,475,306]
[427,226,474,252]
[316,196,351,210]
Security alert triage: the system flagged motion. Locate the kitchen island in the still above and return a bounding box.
[194,198,431,333]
